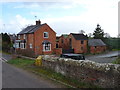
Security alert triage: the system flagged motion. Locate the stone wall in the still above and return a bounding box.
[42,55,120,88]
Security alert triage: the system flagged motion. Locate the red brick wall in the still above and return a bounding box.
[69,34,87,54]
[90,46,106,54]
[34,24,56,55]
[58,36,69,50]
[26,34,34,50]
[54,48,62,55]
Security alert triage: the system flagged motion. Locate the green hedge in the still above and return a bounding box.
[103,38,120,50]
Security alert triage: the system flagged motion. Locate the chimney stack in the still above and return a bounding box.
[36,20,41,25]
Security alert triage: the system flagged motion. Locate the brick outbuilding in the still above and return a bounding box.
[15,20,56,56]
[88,39,106,54]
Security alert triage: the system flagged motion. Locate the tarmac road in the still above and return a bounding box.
[1,53,66,88]
[86,51,119,63]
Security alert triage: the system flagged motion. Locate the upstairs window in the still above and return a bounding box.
[61,39,64,43]
[23,34,26,39]
[18,35,20,39]
[81,40,84,44]
[44,32,49,38]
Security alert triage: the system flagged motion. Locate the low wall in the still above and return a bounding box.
[42,55,120,88]
[54,48,62,55]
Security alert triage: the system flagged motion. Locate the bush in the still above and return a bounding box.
[112,57,120,64]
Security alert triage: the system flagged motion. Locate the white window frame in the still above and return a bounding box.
[43,32,49,38]
[29,44,32,49]
[15,43,19,48]
[20,43,26,49]
[18,35,20,39]
[23,34,26,39]
[43,44,51,51]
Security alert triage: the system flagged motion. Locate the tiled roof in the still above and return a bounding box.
[18,24,45,34]
[88,39,106,46]
[62,34,69,38]
[71,33,88,40]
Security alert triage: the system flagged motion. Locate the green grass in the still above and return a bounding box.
[7,58,100,88]
[112,49,120,51]
[112,57,120,64]
[7,58,35,68]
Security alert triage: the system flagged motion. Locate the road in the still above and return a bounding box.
[1,54,66,88]
[1,51,119,88]
[86,51,119,63]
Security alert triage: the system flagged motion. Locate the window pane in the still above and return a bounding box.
[43,44,51,51]
[44,32,48,38]
[81,40,84,44]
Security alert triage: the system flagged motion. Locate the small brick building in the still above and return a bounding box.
[68,33,88,54]
[57,33,88,54]
[15,20,56,56]
[57,34,69,50]
[88,39,106,54]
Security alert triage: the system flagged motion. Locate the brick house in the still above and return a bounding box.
[15,20,56,56]
[57,34,69,50]
[88,39,106,54]
[57,33,88,54]
[68,33,88,54]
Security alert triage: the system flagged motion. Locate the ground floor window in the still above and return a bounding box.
[15,43,19,48]
[20,43,26,49]
[81,47,83,50]
[56,43,59,48]
[43,43,51,51]
[29,44,32,48]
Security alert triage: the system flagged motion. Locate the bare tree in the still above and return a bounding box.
[88,33,93,38]
[79,30,85,34]
[104,33,110,38]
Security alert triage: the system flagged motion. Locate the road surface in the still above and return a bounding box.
[1,53,66,88]
[86,51,119,63]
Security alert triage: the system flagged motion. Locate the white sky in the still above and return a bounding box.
[1,0,119,37]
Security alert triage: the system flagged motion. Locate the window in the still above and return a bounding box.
[56,43,59,48]
[29,44,32,48]
[61,39,64,43]
[81,40,84,44]
[69,38,72,49]
[20,43,26,49]
[43,32,49,38]
[15,43,19,48]
[18,35,20,39]
[81,47,83,50]
[43,44,51,51]
[23,34,26,39]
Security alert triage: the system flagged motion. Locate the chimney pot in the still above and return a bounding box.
[36,20,41,25]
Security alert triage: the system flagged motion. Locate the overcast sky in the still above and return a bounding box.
[0,0,119,37]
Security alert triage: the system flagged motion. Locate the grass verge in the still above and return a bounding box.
[7,58,100,88]
[112,57,120,64]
